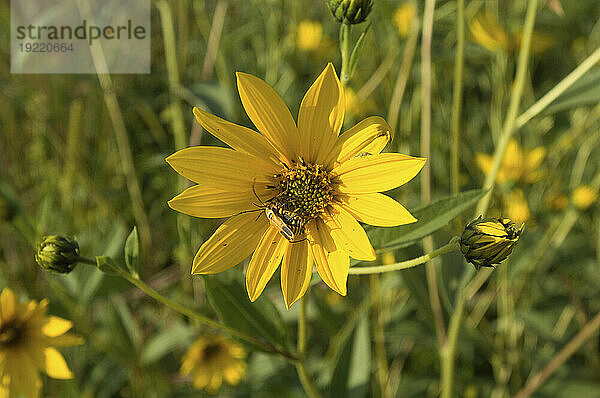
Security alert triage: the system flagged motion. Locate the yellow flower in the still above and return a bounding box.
[167,64,425,308]
[572,185,598,210]
[296,20,323,52]
[505,189,530,224]
[180,335,246,394]
[470,11,554,53]
[0,288,82,398]
[475,139,546,185]
[469,11,510,51]
[393,3,416,38]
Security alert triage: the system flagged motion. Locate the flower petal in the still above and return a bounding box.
[333,153,426,194]
[236,72,300,162]
[192,213,269,274]
[323,204,376,261]
[166,146,278,186]
[168,184,274,219]
[307,219,349,295]
[0,288,16,323]
[324,116,392,168]
[44,347,73,379]
[298,63,345,164]
[281,238,313,309]
[245,227,288,302]
[338,193,417,227]
[193,107,282,165]
[525,146,546,171]
[42,316,73,338]
[6,351,42,398]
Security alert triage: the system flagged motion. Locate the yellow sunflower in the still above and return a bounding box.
[475,139,546,185]
[167,63,426,308]
[0,288,82,398]
[180,335,246,394]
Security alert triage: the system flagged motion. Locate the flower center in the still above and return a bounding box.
[0,322,23,348]
[270,159,334,223]
[201,342,223,362]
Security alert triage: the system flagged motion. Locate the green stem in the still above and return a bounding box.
[79,257,297,361]
[387,18,420,133]
[442,2,540,397]
[349,238,460,275]
[340,24,351,87]
[295,296,323,398]
[515,46,600,129]
[475,0,540,216]
[371,275,391,398]
[451,0,465,197]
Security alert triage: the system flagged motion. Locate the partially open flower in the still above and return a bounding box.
[35,236,80,274]
[328,0,373,25]
[460,217,523,270]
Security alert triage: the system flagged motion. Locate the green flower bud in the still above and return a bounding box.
[35,236,80,274]
[328,0,373,25]
[460,217,523,270]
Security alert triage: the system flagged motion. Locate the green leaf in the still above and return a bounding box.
[349,22,371,77]
[141,322,196,364]
[367,189,486,250]
[545,67,600,114]
[204,275,288,352]
[124,227,140,277]
[329,316,371,398]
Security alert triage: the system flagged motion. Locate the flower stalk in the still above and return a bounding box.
[76,256,298,362]
[443,1,540,397]
[349,237,461,275]
[295,296,323,398]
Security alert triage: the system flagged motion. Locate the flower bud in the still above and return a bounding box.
[35,236,80,274]
[460,217,523,270]
[328,0,373,25]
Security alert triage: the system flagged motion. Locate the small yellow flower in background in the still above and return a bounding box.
[469,11,510,51]
[167,63,425,308]
[512,31,556,54]
[0,288,82,398]
[393,3,416,38]
[296,20,323,52]
[547,192,569,212]
[505,189,530,224]
[180,335,246,394]
[572,185,598,210]
[470,11,554,54]
[475,139,546,185]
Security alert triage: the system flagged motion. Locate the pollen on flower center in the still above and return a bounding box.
[270,159,334,222]
[0,322,23,347]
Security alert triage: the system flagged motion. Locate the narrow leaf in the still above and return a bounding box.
[545,67,600,114]
[124,226,140,277]
[204,275,288,352]
[329,316,371,398]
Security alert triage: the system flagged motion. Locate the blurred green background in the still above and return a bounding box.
[1,0,600,396]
